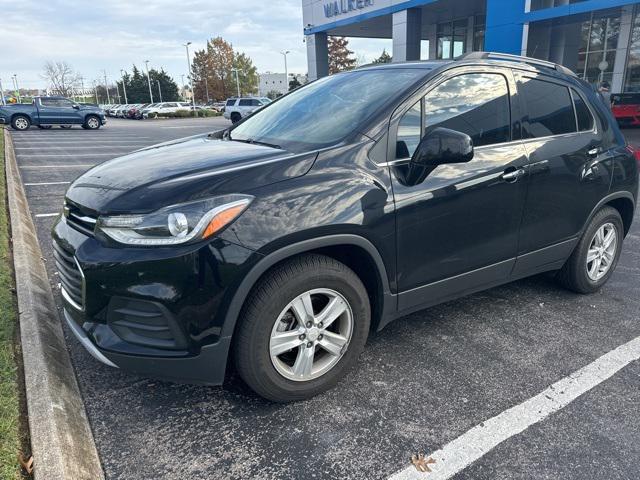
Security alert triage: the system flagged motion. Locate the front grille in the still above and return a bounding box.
[53,242,85,310]
[64,201,97,236]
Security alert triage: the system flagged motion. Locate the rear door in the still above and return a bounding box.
[513,73,611,275]
[389,67,530,311]
[37,98,63,124]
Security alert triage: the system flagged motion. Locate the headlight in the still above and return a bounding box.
[96,194,252,246]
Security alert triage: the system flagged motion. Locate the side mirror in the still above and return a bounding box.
[411,127,474,167]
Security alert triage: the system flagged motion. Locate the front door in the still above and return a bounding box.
[389,68,529,312]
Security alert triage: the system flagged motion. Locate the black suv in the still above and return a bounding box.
[53,53,638,402]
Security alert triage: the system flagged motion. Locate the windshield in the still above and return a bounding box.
[230,68,427,152]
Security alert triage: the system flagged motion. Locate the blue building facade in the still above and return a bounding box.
[303,0,640,92]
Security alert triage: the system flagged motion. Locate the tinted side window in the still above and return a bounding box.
[56,99,74,107]
[40,98,57,106]
[571,88,594,132]
[251,99,261,106]
[226,99,236,106]
[239,99,251,106]
[520,78,576,138]
[424,73,511,147]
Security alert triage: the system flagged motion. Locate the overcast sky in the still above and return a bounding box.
[1,0,390,91]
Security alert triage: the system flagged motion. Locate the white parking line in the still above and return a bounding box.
[24,181,71,186]
[20,164,95,169]
[389,335,640,480]
[34,213,60,218]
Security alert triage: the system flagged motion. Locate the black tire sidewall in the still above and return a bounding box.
[236,257,370,401]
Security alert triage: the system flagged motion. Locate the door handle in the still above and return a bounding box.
[502,168,525,183]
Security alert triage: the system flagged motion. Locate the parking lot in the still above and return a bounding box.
[8,120,640,480]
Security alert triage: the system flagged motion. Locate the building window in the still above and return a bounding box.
[530,0,587,12]
[624,4,640,92]
[436,19,467,59]
[576,9,621,85]
[473,14,485,52]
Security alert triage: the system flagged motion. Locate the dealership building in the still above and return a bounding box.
[303,0,640,93]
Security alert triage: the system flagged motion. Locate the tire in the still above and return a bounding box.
[11,115,30,131]
[234,254,371,402]
[84,115,101,130]
[557,206,624,294]
[230,112,241,124]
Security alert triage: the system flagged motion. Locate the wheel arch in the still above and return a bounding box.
[221,235,394,340]
[584,191,636,237]
[11,112,32,123]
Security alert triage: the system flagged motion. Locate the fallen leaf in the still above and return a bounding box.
[411,453,436,473]
[18,452,33,475]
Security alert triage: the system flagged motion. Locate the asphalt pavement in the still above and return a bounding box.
[8,119,640,480]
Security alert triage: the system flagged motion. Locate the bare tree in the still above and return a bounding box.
[41,61,80,97]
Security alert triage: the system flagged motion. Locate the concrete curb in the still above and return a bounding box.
[4,128,105,480]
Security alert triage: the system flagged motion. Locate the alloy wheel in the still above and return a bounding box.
[586,222,617,281]
[15,118,29,130]
[269,288,353,381]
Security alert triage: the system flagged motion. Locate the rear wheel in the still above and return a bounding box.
[84,115,101,130]
[230,112,241,124]
[11,115,30,131]
[234,254,370,402]
[557,206,623,293]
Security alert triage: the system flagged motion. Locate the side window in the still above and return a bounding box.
[423,73,511,147]
[520,78,576,138]
[56,99,74,108]
[571,88,594,132]
[40,98,56,106]
[239,99,251,107]
[226,99,236,106]
[251,99,262,106]
[396,101,422,158]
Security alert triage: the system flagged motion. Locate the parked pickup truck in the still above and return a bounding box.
[0,96,106,131]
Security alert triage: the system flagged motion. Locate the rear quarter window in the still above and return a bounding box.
[520,77,576,138]
[571,88,595,132]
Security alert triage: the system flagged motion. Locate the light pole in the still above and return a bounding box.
[231,68,242,97]
[115,82,122,103]
[93,81,99,104]
[0,78,6,105]
[79,76,85,103]
[102,70,111,104]
[144,60,154,103]
[12,75,20,103]
[203,65,210,103]
[281,50,290,92]
[120,69,128,104]
[183,42,196,110]
[157,79,163,102]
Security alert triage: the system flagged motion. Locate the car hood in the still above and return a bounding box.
[65,135,317,214]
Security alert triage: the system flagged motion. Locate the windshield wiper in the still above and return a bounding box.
[232,138,282,150]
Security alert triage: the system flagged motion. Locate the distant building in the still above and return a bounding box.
[259,72,308,96]
[303,0,640,93]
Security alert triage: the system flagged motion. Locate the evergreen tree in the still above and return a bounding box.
[328,36,356,74]
[373,49,392,64]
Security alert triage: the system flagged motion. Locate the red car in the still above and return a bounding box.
[611,93,640,127]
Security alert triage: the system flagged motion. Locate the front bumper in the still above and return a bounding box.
[53,215,259,384]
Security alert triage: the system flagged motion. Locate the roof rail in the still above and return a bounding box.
[458,51,577,77]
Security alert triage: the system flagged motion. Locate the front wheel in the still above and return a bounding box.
[84,115,101,130]
[234,254,371,402]
[557,206,624,293]
[11,115,30,131]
